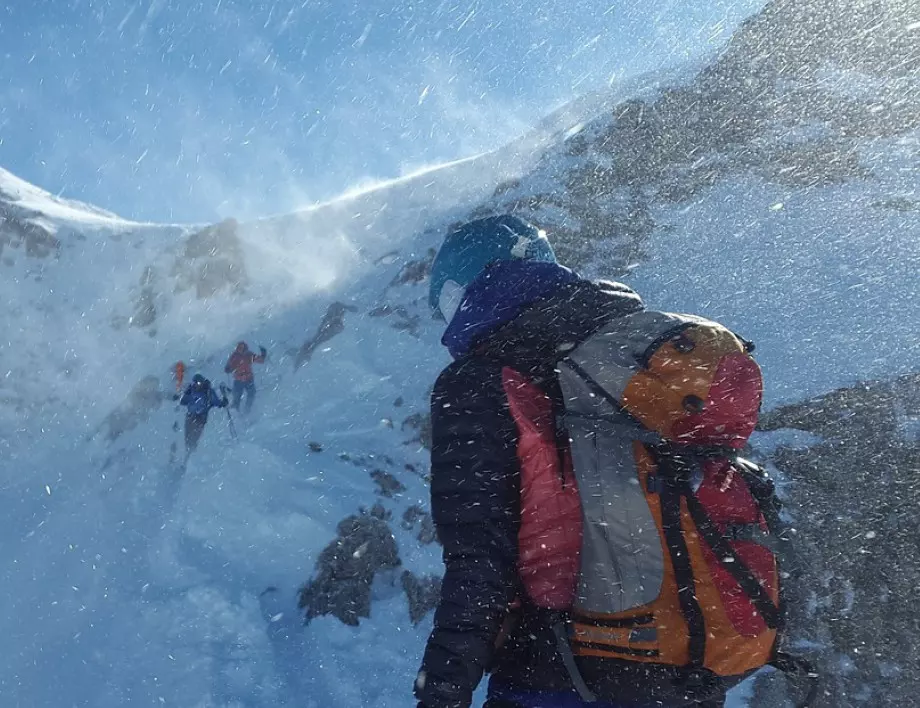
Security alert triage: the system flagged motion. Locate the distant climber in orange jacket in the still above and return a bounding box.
[224,341,266,413]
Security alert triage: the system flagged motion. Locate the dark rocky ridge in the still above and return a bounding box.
[293,302,357,370]
[298,505,402,627]
[0,205,60,261]
[754,372,920,706]
[470,0,919,272]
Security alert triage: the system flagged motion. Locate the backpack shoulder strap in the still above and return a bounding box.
[540,371,573,487]
[657,461,708,668]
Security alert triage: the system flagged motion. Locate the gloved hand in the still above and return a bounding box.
[219,383,229,395]
[172,393,180,401]
[259,345,267,357]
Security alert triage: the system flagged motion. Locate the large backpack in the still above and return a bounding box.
[518,311,811,704]
[185,386,212,416]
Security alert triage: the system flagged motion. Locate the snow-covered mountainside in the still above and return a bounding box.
[1,0,918,705]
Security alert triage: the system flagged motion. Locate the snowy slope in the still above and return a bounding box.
[0,166,129,226]
[1,0,919,705]
[3,131,608,701]
[0,118,563,706]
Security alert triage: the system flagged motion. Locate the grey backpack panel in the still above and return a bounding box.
[555,311,717,615]
[558,361,665,615]
[564,311,711,403]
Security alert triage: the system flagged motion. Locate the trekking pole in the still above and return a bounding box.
[220,383,238,441]
[226,408,238,441]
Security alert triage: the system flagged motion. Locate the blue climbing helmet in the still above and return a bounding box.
[428,215,557,321]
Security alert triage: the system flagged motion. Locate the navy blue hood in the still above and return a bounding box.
[442,260,579,359]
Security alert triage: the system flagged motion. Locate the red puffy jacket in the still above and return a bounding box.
[224,344,265,382]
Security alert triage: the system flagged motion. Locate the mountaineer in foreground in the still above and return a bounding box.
[415,215,798,708]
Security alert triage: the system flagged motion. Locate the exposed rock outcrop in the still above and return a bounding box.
[294,301,357,369]
[401,571,441,625]
[94,375,164,442]
[389,248,436,287]
[402,505,437,546]
[0,205,60,260]
[368,304,421,337]
[370,469,406,498]
[401,412,432,450]
[467,0,919,272]
[298,505,401,626]
[172,218,248,299]
[754,372,920,706]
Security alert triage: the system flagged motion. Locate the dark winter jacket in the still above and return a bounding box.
[415,266,645,708]
[179,382,227,417]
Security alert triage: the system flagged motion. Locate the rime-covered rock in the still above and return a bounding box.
[401,571,441,626]
[298,506,401,627]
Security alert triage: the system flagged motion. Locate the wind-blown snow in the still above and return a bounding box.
[0,222,446,705]
[1,66,917,708]
[0,139,522,706]
[628,133,920,408]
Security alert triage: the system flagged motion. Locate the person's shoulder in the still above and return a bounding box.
[435,354,500,385]
[591,278,643,302]
[432,354,506,406]
[566,277,644,319]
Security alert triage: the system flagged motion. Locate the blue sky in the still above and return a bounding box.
[0,0,764,223]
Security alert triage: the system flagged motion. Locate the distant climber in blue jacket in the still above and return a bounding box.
[176,374,228,458]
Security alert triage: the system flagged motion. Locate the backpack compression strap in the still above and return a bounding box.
[683,492,783,629]
[734,457,784,535]
[652,447,783,631]
[657,448,819,705]
[658,467,708,668]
